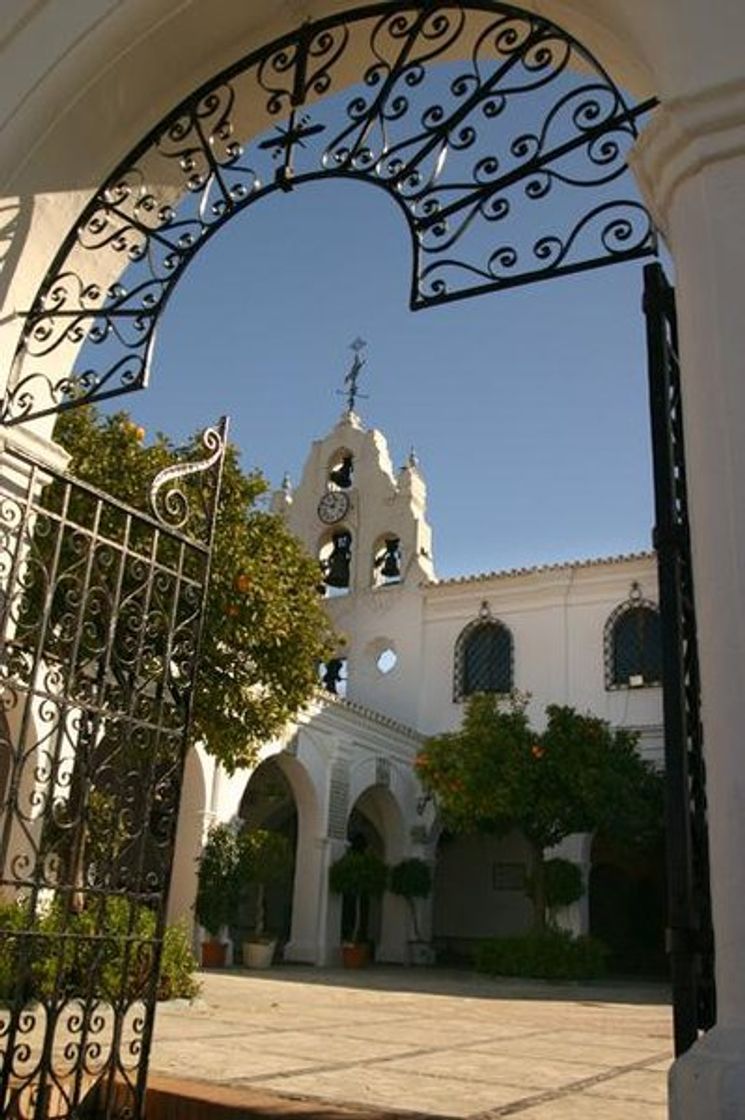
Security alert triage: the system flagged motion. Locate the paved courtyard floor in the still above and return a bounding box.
[150,967,673,1119]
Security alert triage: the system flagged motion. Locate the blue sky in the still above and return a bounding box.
[114,175,655,580]
[93,47,658,581]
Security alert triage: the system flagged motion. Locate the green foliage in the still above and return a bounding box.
[389,858,432,901]
[158,922,201,1001]
[0,898,199,1004]
[238,829,294,888]
[415,694,663,930]
[195,823,240,937]
[329,851,389,898]
[390,857,432,942]
[53,406,335,771]
[0,899,29,1001]
[416,694,662,851]
[237,828,294,939]
[475,929,609,980]
[329,850,388,943]
[533,858,585,912]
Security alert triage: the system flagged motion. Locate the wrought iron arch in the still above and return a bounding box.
[1,0,657,427]
[453,609,513,701]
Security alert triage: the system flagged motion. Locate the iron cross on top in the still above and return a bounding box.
[338,338,368,413]
[258,109,325,191]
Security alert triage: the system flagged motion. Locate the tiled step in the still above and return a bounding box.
[144,1075,434,1120]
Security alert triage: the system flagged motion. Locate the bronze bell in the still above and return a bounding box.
[379,537,401,580]
[322,658,344,694]
[325,531,352,588]
[329,455,353,490]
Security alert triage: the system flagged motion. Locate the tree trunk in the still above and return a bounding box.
[256,883,265,938]
[351,892,361,942]
[530,844,546,933]
[408,897,421,941]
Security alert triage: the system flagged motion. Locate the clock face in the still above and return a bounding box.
[317,490,350,524]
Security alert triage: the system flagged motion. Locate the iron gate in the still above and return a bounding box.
[0,421,226,1118]
[644,261,716,1055]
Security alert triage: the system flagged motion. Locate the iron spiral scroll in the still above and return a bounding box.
[0,420,227,1118]
[1,0,657,427]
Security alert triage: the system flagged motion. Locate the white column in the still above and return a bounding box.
[631,80,745,1117]
[316,837,346,966]
[284,834,326,964]
[377,891,407,964]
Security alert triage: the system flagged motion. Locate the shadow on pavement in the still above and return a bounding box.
[205,963,671,1007]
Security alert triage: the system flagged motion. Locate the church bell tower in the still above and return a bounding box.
[270,344,434,725]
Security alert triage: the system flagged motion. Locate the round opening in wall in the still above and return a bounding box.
[376,648,397,675]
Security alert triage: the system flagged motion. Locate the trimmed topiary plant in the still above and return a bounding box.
[390,858,432,942]
[528,857,585,928]
[195,823,240,964]
[238,828,294,966]
[329,850,388,947]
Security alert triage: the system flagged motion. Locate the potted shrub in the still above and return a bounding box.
[531,857,585,929]
[238,828,294,968]
[195,823,239,967]
[390,857,434,965]
[328,849,388,967]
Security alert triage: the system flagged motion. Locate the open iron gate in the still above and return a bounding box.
[644,261,716,1056]
[0,420,226,1118]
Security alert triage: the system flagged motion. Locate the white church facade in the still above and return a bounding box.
[169,407,664,967]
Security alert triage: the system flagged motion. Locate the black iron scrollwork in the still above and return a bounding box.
[1,1,658,426]
[0,420,226,1118]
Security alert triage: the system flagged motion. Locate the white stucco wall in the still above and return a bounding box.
[419,553,664,763]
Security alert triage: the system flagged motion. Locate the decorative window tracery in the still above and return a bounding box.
[453,604,513,701]
[604,584,662,688]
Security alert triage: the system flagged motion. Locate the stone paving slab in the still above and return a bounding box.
[150,967,673,1119]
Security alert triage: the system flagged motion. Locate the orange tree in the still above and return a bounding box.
[414,694,663,930]
[53,405,334,772]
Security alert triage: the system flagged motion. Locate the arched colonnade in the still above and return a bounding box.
[167,702,426,966]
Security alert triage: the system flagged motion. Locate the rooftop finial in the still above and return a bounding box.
[408,446,419,468]
[337,338,368,414]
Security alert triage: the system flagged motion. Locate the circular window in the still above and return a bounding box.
[376,648,397,675]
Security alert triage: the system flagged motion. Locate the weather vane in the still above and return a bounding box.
[337,337,369,414]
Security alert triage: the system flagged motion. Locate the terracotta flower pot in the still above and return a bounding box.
[341,943,370,969]
[201,939,227,968]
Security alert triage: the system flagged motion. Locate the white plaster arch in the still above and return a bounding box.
[347,753,416,849]
[345,758,413,962]
[245,743,328,965]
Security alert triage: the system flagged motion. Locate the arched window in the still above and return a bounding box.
[318,529,352,596]
[372,535,402,587]
[320,656,348,698]
[605,598,662,688]
[327,450,354,490]
[453,609,513,702]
